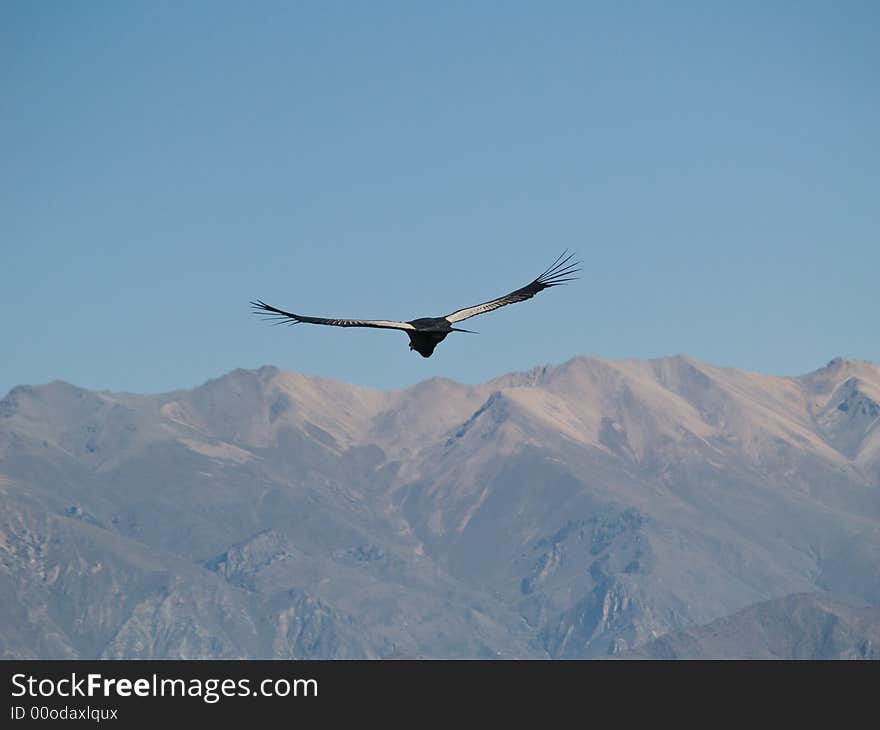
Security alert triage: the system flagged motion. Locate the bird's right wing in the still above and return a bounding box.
[444,250,580,324]
[251,300,416,331]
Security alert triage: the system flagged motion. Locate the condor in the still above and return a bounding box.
[252,251,580,358]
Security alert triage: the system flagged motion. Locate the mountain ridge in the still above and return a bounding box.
[1,354,878,658]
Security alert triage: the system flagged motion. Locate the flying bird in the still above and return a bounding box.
[251,250,580,358]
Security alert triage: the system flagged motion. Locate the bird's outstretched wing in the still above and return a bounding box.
[444,250,580,324]
[251,300,416,331]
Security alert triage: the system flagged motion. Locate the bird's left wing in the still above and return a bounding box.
[251,300,416,331]
[444,250,580,324]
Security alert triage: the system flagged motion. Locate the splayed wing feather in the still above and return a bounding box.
[250,301,416,331]
[443,250,581,324]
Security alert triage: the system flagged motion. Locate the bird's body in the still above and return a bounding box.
[403,319,456,358]
[252,251,580,358]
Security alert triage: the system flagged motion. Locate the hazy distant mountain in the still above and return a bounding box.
[621,593,880,659]
[1,355,878,658]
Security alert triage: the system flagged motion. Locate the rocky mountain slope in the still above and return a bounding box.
[1,355,878,658]
[622,593,880,659]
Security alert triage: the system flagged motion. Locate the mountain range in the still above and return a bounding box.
[1,354,878,659]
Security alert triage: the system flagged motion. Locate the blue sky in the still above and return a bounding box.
[2,1,878,395]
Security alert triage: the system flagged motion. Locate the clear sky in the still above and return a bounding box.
[2,1,878,395]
